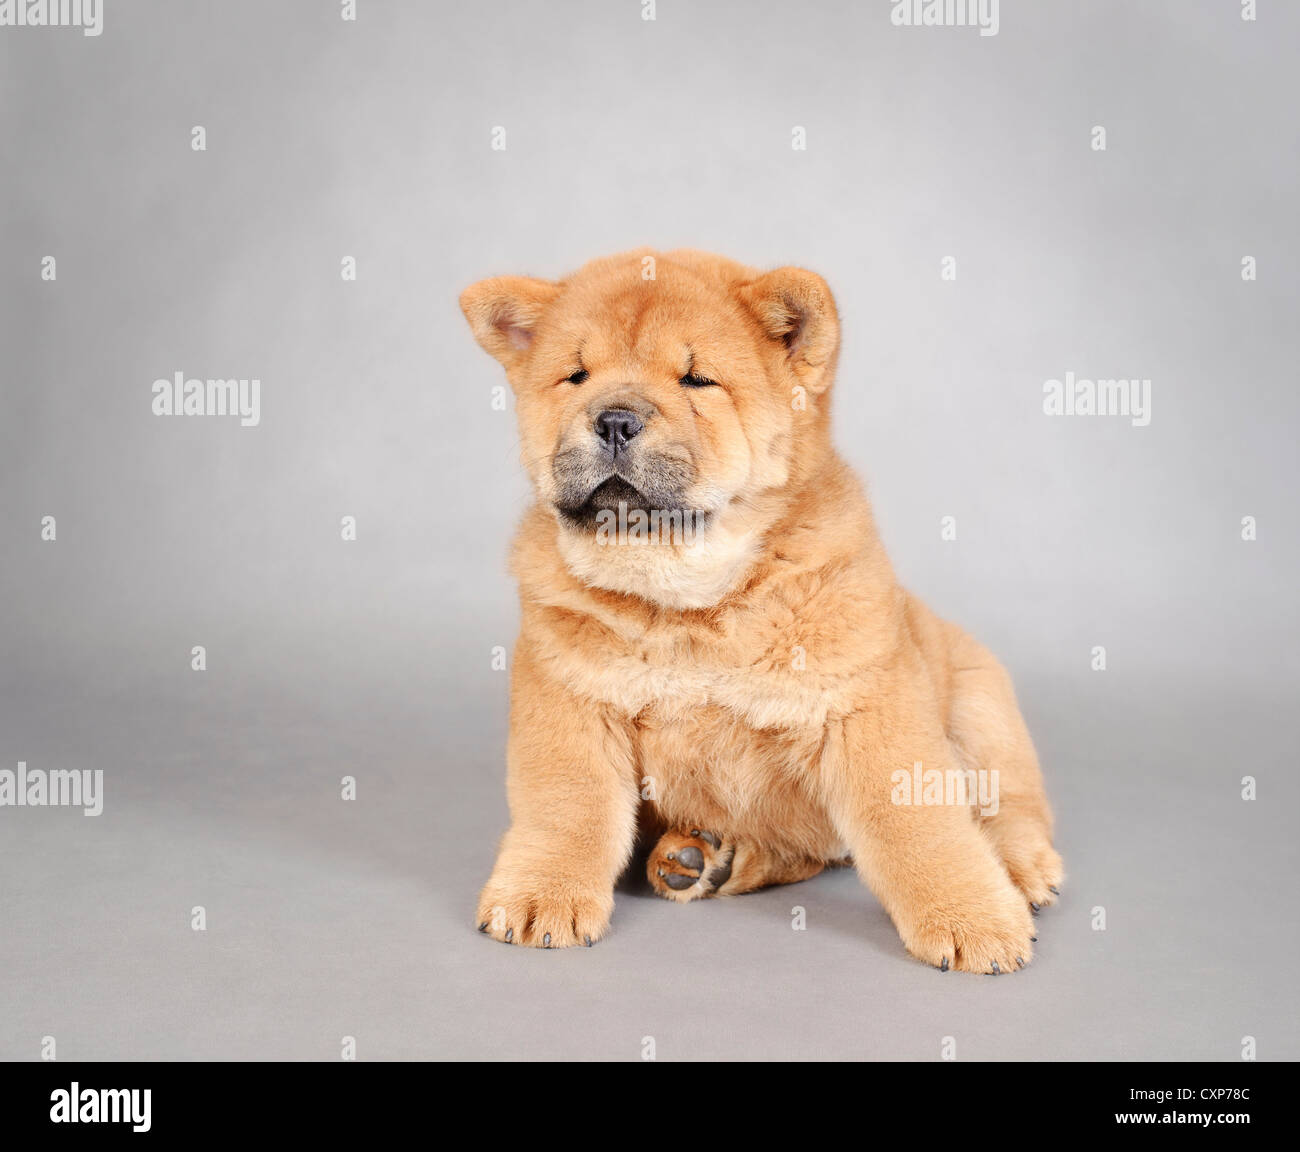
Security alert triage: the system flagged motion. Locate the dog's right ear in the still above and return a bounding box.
[459,276,561,370]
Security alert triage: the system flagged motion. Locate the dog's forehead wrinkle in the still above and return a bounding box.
[562,272,744,370]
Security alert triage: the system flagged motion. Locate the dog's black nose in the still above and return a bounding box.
[594,409,644,451]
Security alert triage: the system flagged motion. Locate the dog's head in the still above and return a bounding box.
[460,249,840,608]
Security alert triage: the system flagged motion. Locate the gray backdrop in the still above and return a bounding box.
[1,0,1297,1061]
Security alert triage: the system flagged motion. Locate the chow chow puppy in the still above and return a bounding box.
[459,249,1062,972]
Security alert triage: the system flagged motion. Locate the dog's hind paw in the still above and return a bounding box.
[647,828,734,901]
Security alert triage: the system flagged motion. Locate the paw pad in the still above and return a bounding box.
[648,829,733,900]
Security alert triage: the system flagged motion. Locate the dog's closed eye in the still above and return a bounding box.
[565,368,589,385]
[680,372,717,389]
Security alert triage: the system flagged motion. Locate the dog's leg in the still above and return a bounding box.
[823,653,1036,974]
[475,645,639,948]
[646,830,830,901]
[945,632,1064,910]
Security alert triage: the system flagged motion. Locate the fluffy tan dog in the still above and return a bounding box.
[460,249,1062,973]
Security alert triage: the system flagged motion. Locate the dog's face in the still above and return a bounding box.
[460,250,839,607]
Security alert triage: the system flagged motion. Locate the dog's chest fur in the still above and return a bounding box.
[542,607,864,850]
[634,698,841,849]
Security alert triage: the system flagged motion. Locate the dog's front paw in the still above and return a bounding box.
[901,879,1036,975]
[475,876,612,948]
[647,828,734,902]
[987,823,1065,911]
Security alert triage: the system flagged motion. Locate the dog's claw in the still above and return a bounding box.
[504,927,513,943]
[542,933,551,947]
[991,960,1000,975]
[940,956,949,972]
[1048,885,1060,896]
[584,935,592,947]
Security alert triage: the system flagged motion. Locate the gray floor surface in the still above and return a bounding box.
[1,607,1294,1062]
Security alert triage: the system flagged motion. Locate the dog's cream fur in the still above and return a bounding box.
[460,249,1062,972]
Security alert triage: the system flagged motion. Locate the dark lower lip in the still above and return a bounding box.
[557,477,645,525]
[557,477,700,527]
[586,476,647,511]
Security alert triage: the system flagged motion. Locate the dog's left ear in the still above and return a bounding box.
[459,275,562,370]
[737,267,840,393]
